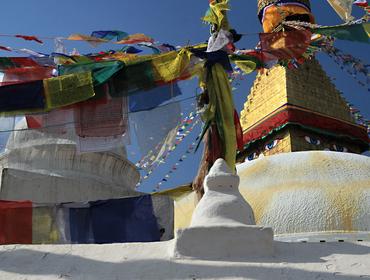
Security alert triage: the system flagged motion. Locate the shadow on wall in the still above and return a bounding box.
[0,242,369,280]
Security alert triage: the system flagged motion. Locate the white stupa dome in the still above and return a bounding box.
[237,151,370,242]
[0,118,140,203]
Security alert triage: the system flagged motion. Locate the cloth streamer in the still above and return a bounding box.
[90,30,128,41]
[26,107,75,135]
[43,72,95,110]
[15,35,43,44]
[129,83,182,112]
[313,23,370,44]
[67,34,108,46]
[58,60,124,86]
[202,63,237,170]
[234,60,257,74]
[326,0,354,22]
[0,57,54,86]
[151,49,196,83]
[203,0,230,31]
[109,60,156,96]
[0,195,161,245]
[0,80,45,115]
[74,91,127,137]
[116,33,154,45]
[0,200,32,244]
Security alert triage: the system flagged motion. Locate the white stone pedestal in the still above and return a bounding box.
[172,159,274,259]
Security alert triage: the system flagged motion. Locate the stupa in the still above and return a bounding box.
[236,12,370,241]
[0,119,141,203]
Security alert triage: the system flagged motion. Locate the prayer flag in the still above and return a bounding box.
[353,0,368,7]
[0,195,163,245]
[91,30,128,41]
[116,33,154,45]
[43,72,95,110]
[326,0,354,21]
[314,23,369,44]
[15,35,43,44]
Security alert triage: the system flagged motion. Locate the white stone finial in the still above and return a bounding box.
[190,158,255,227]
[172,159,274,259]
[204,158,240,192]
[208,158,233,175]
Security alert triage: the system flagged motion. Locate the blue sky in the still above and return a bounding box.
[0,1,369,192]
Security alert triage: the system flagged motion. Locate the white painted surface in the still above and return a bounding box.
[173,159,272,259]
[0,168,141,203]
[0,241,369,279]
[237,151,370,239]
[191,159,255,227]
[173,225,274,259]
[0,119,140,203]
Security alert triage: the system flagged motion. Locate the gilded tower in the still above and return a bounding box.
[238,0,369,162]
[239,59,369,161]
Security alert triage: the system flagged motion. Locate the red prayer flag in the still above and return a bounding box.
[353,0,368,7]
[26,115,43,129]
[0,58,54,86]
[0,46,12,52]
[15,35,43,44]
[0,200,32,244]
[75,92,128,137]
[234,110,244,151]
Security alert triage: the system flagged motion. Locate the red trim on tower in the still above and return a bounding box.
[243,105,369,145]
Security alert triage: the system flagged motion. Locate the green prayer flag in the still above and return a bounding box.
[58,60,124,86]
[314,23,370,44]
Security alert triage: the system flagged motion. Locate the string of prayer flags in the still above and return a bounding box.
[134,111,195,171]
[136,113,200,188]
[153,136,199,192]
[0,45,47,58]
[347,103,370,136]
[136,112,198,173]
[322,45,369,91]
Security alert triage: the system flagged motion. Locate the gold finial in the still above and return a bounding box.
[257,0,311,16]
